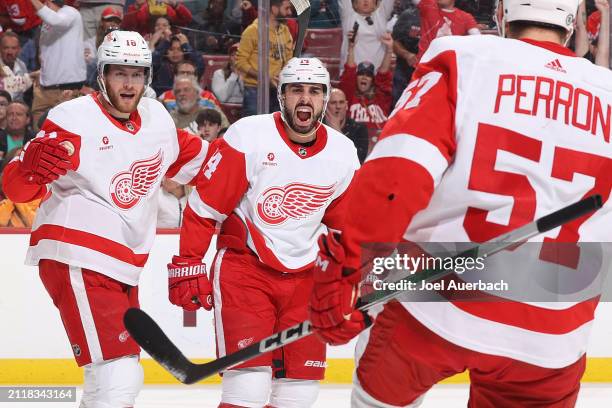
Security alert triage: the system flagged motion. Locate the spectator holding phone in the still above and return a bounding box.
[339,0,395,69]
[339,27,392,147]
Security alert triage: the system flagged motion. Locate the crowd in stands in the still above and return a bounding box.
[0,0,609,227]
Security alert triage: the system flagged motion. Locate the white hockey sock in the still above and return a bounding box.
[221,367,272,407]
[269,378,319,408]
[80,355,143,408]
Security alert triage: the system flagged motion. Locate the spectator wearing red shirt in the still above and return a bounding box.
[339,28,392,149]
[122,0,192,36]
[414,0,479,60]
[577,0,610,68]
[0,0,42,37]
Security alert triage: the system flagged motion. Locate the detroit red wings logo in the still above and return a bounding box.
[256,183,336,225]
[109,150,163,209]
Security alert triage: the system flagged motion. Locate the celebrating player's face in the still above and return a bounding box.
[104,65,146,115]
[283,83,325,134]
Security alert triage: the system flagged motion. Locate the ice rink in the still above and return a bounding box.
[3,384,612,407]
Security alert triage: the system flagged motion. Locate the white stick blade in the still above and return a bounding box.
[290,0,310,15]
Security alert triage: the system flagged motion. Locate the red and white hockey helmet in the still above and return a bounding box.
[497,0,580,37]
[97,30,152,102]
[277,57,331,125]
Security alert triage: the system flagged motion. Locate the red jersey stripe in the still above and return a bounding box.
[30,224,149,267]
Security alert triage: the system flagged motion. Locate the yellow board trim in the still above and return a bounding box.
[1,358,611,384]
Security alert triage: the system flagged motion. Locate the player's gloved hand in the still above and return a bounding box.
[19,138,73,185]
[309,233,369,345]
[168,256,213,311]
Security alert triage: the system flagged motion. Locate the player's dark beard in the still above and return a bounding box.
[285,104,323,135]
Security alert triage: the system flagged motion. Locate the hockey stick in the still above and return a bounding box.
[124,194,602,384]
[290,0,311,57]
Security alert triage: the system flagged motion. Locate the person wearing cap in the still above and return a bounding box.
[83,6,123,66]
[2,30,209,407]
[211,43,244,104]
[29,0,86,129]
[339,24,392,148]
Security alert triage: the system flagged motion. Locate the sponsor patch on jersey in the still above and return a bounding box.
[262,152,278,166]
[256,182,336,225]
[109,150,164,210]
[99,136,114,151]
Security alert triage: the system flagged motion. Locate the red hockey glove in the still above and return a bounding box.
[20,138,73,185]
[309,233,369,345]
[168,256,213,311]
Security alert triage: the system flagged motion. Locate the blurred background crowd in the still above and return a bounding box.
[0,0,608,228]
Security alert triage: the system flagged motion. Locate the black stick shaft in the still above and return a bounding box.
[125,195,603,384]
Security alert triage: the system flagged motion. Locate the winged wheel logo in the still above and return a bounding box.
[109,150,163,209]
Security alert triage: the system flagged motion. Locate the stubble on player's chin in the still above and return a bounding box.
[109,88,145,115]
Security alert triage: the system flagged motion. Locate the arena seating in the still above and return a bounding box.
[220,103,242,125]
[303,28,342,59]
[201,55,230,90]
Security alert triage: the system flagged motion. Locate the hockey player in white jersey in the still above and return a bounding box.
[309,0,612,406]
[166,57,359,407]
[2,31,209,407]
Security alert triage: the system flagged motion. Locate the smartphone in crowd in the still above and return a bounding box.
[350,21,360,43]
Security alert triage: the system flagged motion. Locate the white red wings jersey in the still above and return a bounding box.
[342,36,612,368]
[183,112,359,272]
[2,93,208,285]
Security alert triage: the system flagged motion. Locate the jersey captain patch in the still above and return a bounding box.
[109,150,164,210]
[256,182,336,225]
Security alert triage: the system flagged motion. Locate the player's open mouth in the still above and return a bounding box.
[296,107,312,122]
[120,93,136,101]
